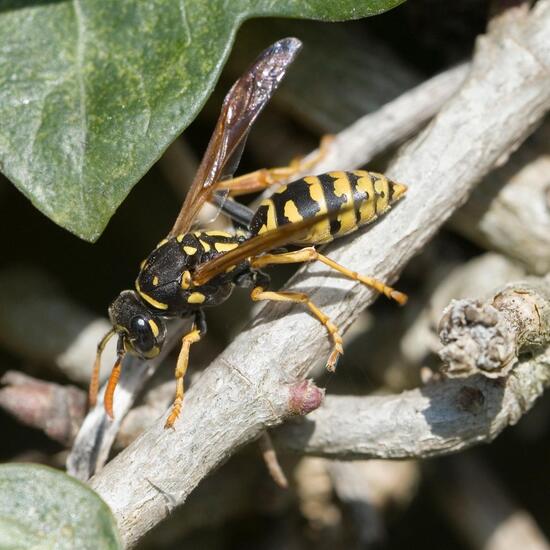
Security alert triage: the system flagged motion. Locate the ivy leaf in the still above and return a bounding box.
[0,0,404,241]
[0,464,121,549]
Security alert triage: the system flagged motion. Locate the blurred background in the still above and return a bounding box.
[2,1,550,548]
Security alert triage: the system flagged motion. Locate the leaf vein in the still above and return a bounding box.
[178,0,192,47]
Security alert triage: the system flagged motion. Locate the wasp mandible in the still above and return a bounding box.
[89,38,408,429]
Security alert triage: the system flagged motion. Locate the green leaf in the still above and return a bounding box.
[0,464,121,549]
[0,0,404,241]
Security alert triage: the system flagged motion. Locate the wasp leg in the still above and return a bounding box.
[217,135,334,197]
[164,328,201,429]
[165,312,206,429]
[104,353,123,419]
[251,286,343,372]
[251,248,407,305]
[103,335,126,419]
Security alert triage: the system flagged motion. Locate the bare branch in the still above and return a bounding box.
[99,268,550,459]
[138,451,286,546]
[88,4,550,546]
[275,275,550,459]
[274,357,550,459]
[0,371,86,447]
[451,123,550,275]
[304,63,469,174]
[396,253,526,380]
[259,432,289,489]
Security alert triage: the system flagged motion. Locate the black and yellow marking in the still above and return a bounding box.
[214,241,240,253]
[135,280,169,310]
[191,231,242,255]
[187,292,206,304]
[134,230,245,316]
[148,319,160,337]
[249,170,406,246]
[181,270,191,289]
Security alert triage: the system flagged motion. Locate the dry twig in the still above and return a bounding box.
[0,371,86,446]
[275,275,550,458]
[451,123,550,275]
[259,431,289,489]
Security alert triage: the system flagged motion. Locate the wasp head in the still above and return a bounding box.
[108,290,167,359]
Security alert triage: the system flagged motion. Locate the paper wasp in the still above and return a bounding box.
[89,38,408,429]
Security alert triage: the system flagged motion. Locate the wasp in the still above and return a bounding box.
[89,38,408,429]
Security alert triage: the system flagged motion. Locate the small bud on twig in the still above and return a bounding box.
[288,380,324,416]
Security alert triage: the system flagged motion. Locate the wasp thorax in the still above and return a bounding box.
[108,290,167,359]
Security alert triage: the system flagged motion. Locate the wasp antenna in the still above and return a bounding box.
[89,328,116,407]
[104,353,124,419]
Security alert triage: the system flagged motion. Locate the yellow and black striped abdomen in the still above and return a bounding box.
[249,170,407,245]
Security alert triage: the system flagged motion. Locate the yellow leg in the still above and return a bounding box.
[251,286,343,371]
[165,327,202,429]
[217,135,334,196]
[251,247,407,305]
[104,354,123,419]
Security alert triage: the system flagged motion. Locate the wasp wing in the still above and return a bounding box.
[192,206,352,286]
[169,38,302,237]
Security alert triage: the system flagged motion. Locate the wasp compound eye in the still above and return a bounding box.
[129,315,156,356]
